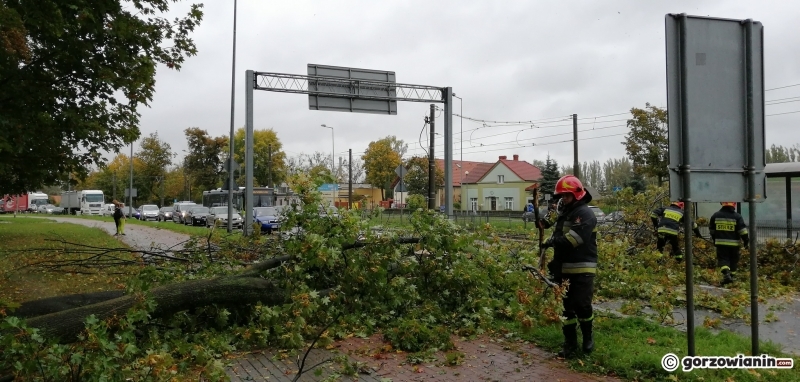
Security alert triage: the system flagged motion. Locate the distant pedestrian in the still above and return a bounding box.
[113,201,126,236]
[709,202,749,285]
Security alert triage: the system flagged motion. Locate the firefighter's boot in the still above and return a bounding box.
[558,323,579,358]
[721,268,733,286]
[580,318,594,354]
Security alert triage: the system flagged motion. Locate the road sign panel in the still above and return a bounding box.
[308,64,397,115]
[665,15,765,202]
[395,165,408,178]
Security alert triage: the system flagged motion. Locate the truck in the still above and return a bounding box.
[60,190,105,215]
[1,192,51,213]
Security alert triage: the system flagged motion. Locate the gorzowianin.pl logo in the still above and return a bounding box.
[662,353,794,372]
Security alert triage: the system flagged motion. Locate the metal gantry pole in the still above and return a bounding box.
[244,70,254,236]
[428,104,436,210]
[226,0,238,233]
[678,13,696,357]
[744,18,760,356]
[444,87,453,216]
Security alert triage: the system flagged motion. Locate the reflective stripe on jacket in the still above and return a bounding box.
[551,200,598,275]
[709,207,749,247]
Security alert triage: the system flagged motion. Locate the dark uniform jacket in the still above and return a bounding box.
[709,207,749,247]
[542,195,598,275]
[650,205,697,236]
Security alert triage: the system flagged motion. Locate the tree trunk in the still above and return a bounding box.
[14,290,126,319]
[25,276,287,343]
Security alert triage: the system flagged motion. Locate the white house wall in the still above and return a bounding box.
[478,165,522,184]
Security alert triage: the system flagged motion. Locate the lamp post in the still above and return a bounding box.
[453,93,463,210]
[321,124,335,206]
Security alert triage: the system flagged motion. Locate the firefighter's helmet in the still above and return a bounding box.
[721,202,737,208]
[554,175,586,200]
[671,201,685,210]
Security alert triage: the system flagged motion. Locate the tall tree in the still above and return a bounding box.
[232,128,287,188]
[623,103,668,186]
[137,133,173,206]
[766,144,800,163]
[539,156,560,196]
[343,157,366,184]
[384,135,408,159]
[602,157,634,192]
[0,1,203,194]
[183,128,227,194]
[403,156,444,196]
[362,138,402,200]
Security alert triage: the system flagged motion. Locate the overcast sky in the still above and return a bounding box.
[135,0,800,172]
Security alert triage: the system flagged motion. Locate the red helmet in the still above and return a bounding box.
[721,202,737,208]
[554,175,586,200]
[671,201,685,209]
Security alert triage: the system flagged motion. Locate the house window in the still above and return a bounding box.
[504,197,513,210]
[470,198,477,211]
[497,175,504,184]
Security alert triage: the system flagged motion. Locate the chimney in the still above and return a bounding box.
[513,154,519,161]
[499,155,507,160]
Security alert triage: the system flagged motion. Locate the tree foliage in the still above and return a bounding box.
[403,156,444,197]
[538,156,560,196]
[766,144,800,164]
[623,104,668,186]
[183,128,227,195]
[362,138,401,200]
[232,128,286,188]
[136,133,173,206]
[0,0,203,194]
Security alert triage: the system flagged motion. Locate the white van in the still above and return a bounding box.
[101,203,116,217]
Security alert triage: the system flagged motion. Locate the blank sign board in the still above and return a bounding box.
[308,64,397,115]
[665,15,765,202]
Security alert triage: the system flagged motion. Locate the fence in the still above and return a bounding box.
[367,209,534,231]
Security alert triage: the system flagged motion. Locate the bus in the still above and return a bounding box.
[202,187,275,211]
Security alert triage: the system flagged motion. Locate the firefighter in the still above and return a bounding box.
[539,175,597,358]
[709,202,749,285]
[650,201,701,261]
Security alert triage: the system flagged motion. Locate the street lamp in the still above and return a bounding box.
[321,124,335,206]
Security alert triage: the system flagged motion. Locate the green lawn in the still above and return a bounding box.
[503,316,799,381]
[0,217,136,305]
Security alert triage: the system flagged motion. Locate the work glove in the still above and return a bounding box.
[541,238,554,249]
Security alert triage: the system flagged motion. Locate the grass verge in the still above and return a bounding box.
[0,216,136,305]
[503,315,799,381]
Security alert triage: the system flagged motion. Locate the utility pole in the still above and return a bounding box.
[112,172,116,200]
[226,0,238,233]
[573,114,579,179]
[348,149,353,209]
[428,104,436,210]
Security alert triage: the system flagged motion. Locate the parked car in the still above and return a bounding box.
[588,205,606,221]
[37,204,63,214]
[603,210,624,224]
[172,202,197,224]
[138,204,159,221]
[253,206,281,234]
[121,206,138,218]
[521,206,549,222]
[208,206,244,229]
[158,206,174,222]
[185,206,210,226]
[101,203,116,217]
